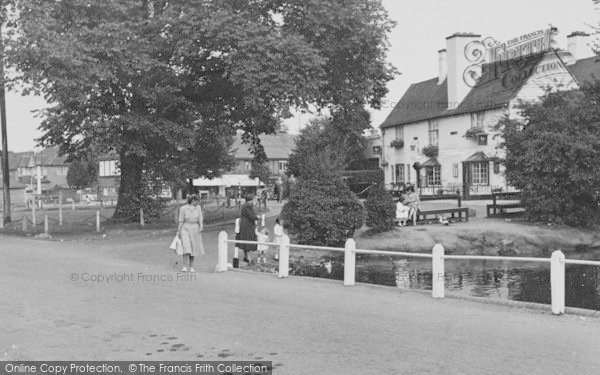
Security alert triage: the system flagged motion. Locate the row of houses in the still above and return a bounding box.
[377,29,599,198]
[1,134,299,203]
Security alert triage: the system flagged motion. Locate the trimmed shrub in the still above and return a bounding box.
[364,184,396,233]
[280,173,364,247]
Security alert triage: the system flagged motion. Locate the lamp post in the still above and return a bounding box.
[0,5,10,223]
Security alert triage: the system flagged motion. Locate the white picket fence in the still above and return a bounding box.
[216,231,600,315]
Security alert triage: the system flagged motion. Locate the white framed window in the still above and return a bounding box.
[470,112,485,129]
[425,167,441,186]
[278,160,288,172]
[99,160,120,177]
[452,163,459,178]
[395,126,404,141]
[244,161,250,172]
[471,162,489,185]
[428,120,439,145]
[395,164,405,183]
[406,164,411,183]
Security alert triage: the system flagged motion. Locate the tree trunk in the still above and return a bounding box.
[113,152,144,220]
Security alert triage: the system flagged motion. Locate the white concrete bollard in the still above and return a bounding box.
[96,211,100,232]
[31,201,36,227]
[59,200,63,226]
[344,239,356,286]
[233,218,240,262]
[44,215,49,235]
[217,231,228,272]
[278,234,290,278]
[551,250,565,315]
[22,216,27,232]
[261,213,265,227]
[140,208,145,226]
[432,244,445,298]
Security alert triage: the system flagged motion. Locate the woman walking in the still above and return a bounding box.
[177,194,205,272]
[238,195,258,263]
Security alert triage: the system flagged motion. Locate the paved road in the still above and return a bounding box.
[1,223,599,374]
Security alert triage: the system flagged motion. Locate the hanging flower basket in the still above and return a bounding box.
[390,139,404,149]
[422,144,439,158]
[464,127,486,139]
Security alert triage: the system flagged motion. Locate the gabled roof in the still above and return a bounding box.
[381,51,599,129]
[33,146,69,166]
[232,133,296,160]
[568,56,600,84]
[0,151,34,170]
[463,151,489,163]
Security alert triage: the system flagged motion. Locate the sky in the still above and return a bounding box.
[3,0,599,151]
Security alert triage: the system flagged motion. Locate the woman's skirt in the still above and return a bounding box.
[181,223,205,256]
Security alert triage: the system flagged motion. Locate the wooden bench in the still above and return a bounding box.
[420,194,462,207]
[417,207,469,224]
[486,202,525,217]
[487,192,524,218]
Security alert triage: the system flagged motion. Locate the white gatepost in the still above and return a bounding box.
[344,239,356,286]
[216,231,228,273]
[44,215,49,235]
[551,250,565,315]
[278,234,290,278]
[432,244,445,298]
[140,208,145,226]
[233,218,240,266]
[96,211,100,232]
[59,193,63,226]
[31,199,36,227]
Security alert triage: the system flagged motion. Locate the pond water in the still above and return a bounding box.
[294,254,600,311]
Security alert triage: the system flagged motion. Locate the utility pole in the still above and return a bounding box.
[0,2,10,223]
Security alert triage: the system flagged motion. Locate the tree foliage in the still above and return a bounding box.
[364,183,395,232]
[5,0,396,219]
[249,160,271,186]
[280,160,364,247]
[66,159,97,189]
[287,114,374,178]
[494,82,600,226]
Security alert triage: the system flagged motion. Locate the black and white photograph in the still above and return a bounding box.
[1,0,599,374]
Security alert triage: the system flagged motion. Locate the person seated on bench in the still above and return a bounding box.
[395,199,410,226]
[403,184,420,226]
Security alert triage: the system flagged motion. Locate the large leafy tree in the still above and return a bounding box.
[287,113,373,178]
[5,0,396,219]
[495,82,600,226]
[66,159,97,190]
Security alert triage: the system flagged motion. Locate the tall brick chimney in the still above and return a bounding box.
[446,33,481,108]
[567,31,595,60]
[438,49,447,85]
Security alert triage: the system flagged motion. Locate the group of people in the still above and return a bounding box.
[174,192,284,273]
[395,185,420,226]
[237,194,284,264]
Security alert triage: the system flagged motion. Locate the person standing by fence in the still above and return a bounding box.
[238,195,258,263]
[273,218,284,260]
[177,194,205,272]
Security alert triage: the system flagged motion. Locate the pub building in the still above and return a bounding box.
[380,29,599,198]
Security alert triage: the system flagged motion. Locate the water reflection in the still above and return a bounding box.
[298,254,600,311]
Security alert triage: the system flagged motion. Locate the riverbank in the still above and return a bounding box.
[355,218,600,260]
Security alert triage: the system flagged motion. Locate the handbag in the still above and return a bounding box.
[170,236,183,256]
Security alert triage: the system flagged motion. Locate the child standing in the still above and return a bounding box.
[256,227,270,264]
[273,218,284,260]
